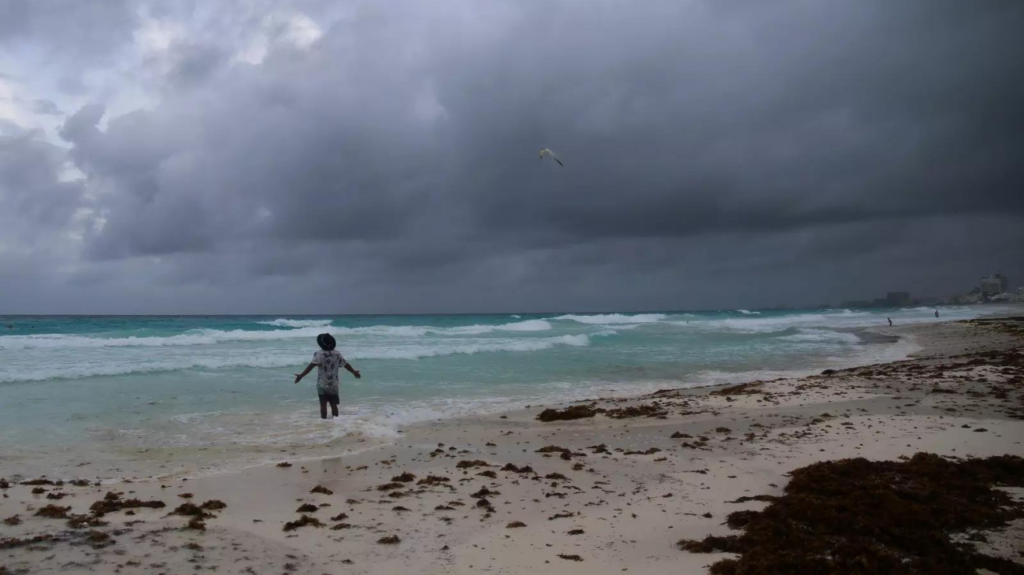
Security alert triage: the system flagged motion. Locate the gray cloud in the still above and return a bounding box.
[1,0,1023,313]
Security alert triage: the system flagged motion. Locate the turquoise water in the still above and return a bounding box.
[0,306,995,478]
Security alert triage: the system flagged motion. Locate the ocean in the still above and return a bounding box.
[0,306,998,479]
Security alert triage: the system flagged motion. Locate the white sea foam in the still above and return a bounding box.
[0,319,555,350]
[553,313,666,324]
[780,328,861,344]
[0,334,594,382]
[257,319,333,328]
[736,309,761,315]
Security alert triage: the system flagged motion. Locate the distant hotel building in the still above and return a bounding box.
[981,273,1008,297]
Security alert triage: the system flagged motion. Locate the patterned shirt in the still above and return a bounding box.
[312,350,347,395]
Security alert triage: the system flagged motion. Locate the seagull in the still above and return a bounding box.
[538,148,564,167]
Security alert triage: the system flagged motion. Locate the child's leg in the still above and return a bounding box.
[319,398,329,419]
[330,400,339,418]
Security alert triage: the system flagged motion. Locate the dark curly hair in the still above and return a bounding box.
[316,333,336,351]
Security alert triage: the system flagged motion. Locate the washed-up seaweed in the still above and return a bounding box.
[677,452,1024,575]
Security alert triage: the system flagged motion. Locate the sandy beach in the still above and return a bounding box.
[2,317,1023,575]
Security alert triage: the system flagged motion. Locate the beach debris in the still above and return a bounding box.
[283,515,324,532]
[31,487,46,494]
[567,529,585,535]
[549,512,575,520]
[391,472,416,483]
[3,515,21,526]
[536,404,601,421]
[726,495,776,504]
[0,478,8,489]
[178,493,194,499]
[66,514,107,529]
[89,492,165,517]
[477,470,497,478]
[276,462,292,468]
[417,475,451,486]
[677,452,1024,575]
[456,460,490,469]
[295,503,318,513]
[330,512,348,521]
[377,534,401,545]
[376,482,404,491]
[471,487,500,498]
[670,432,692,439]
[310,485,333,495]
[0,534,55,550]
[557,554,583,561]
[35,505,71,519]
[623,447,661,455]
[604,403,667,419]
[506,521,527,528]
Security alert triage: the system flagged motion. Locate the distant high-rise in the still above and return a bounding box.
[980,274,1008,296]
[885,292,912,306]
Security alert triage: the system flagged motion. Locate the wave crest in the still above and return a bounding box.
[257,319,333,328]
[553,313,666,324]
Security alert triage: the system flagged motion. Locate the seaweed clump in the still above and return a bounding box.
[536,404,602,422]
[89,492,165,517]
[604,403,667,419]
[677,453,1024,575]
[283,515,324,532]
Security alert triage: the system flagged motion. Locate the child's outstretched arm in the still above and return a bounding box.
[344,362,361,379]
[294,363,316,384]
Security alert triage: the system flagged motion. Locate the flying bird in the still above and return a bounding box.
[538,148,564,167]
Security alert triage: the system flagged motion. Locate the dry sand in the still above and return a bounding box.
[2,318,1023,574]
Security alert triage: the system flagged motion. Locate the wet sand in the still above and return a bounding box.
[2,318,1023,574]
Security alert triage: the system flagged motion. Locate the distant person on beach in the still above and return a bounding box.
[888,318,893,326]
[294,333,361,419]
[935,310,939,318]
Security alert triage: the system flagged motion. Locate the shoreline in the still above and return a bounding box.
[0,318,985,485]
[2,317,1022,574]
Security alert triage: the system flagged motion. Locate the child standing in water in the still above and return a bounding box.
[294,333,361,419]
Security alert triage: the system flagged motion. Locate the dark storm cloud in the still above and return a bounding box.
[3,0,1024,312]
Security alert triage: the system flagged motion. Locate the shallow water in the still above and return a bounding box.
[0,306,1000,478]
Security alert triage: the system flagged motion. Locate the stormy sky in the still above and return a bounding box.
[1,0,1022,314]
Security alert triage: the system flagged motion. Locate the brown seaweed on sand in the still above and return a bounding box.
[283,515,323,532]
[558,554,583,562]
[605,403,668,419]
[35,505,72,519]
[536,404,602,422]
[455,460,490,469]
[391,472,416,483]
[377,534,401,545]
[417,475,451,486]
[506,521,526,528]
[89,493,165,517]
[677,453,1024,575]
[310,485,333,495]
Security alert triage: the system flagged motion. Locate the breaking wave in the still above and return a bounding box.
[553,313,667,324]
[0,334,593,383]
[0,319,555,350]
[257,319,333,328]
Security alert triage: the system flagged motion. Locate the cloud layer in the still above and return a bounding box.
[1,0,1022,313]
